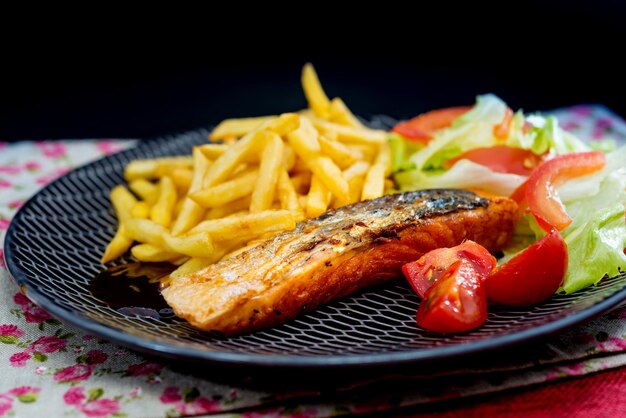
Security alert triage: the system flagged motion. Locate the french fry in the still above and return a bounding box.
[170,168,193,192]
[210,115,276,141]
[282,145,296,171]
[169,257,215,281]
[198,143,228,160]
[302,63,331,118]
[162,231,215,258]
[124,218,168,246]
[202,129,265,188]
[204,196,251,219]
[307,156,349,201]
[131,201,151,219]
[266,113,300,136]
[311,117,387,145]
[306,175,331,218]
[110,186,137,223]
[333,161,370,207]
[287,116,321,155]
[277,168,301,213]
[101,227,133,264]
[124,156,193,181]
[131,244,179,262]
[191,168,258,208]
[328,97,365,129]
[101,186,138,263]
[190,210,296,241]
[171,148,210,235]
[150,176,177,227]
[250,132,284,213]
[128,179,158,204]
[362,142,391,200]
[318,135,358,169]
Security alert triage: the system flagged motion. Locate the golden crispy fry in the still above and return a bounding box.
[277,168,301,213]
[328,97,366,129]
[101,186,138,263]
[131,201,151,219]
[124,218,168,246]
[204,196,251,219]
[346,144,375,163]
[362,142,391,200]
[318,135,358,169]
[171,148,210,235]
[302,63,331,118]
[250,132,284,213]
[169,257,215,281]
[101,227,133,264]
[202,129,265,188]
[131,244,179,262]
[162,231,215,258]
[282,145,296,171]
[306,175,331,218]
[128,179,158,204]
[125,156,193,181]
[210,115,276,141]
[333,161,370,207]
[170,168,193,191]
[150,176,178,227]
[266,113,300,136]
[198,143,227,159]
[287,116,321,155]
[308,156,349,201]
[191,168,258,208]
[190,210,296,241]
[311,117,387,145]
[110,185,138,223]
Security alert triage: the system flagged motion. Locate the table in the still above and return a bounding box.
[1,105,625,417]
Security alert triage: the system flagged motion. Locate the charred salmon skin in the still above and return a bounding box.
[163,189,518,335]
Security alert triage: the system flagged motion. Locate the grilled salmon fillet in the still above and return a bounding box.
[163,189,518,335]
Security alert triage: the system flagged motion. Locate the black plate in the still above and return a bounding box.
[5,120,626,370]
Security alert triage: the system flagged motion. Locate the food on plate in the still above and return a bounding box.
[101,64,391,276]
[394,96,625,332]
[100,63,626,336]
[162,189,518,334]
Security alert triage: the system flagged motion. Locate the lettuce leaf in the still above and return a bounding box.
[395,159,526,196]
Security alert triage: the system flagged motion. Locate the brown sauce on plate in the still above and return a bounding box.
[89,262,176,319]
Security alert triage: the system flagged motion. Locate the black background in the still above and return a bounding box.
[2,2,625,141]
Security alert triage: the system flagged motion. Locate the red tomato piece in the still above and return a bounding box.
[392,106,472,144]
[526,151,605,231]
[402,241,496,299]
[486,229,568,306]
[493,108,515,140]
[416,259,488,333]
[443,145,545,176]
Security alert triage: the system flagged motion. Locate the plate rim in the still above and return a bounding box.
[4,129,626,369]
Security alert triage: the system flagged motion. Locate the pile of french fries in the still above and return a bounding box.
[101,64,392,281]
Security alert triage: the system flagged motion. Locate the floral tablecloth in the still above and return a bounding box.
[1,105,626,418]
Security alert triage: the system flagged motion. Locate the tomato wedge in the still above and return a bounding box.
[493,108,514,140]
[392,106,472,144]
[402,241,496,298]
[486,229,568,306]
[526,151,605,231]
[443,145,545,176]
[416,259,488,333]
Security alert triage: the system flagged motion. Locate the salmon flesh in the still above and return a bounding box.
[162,189,518,335]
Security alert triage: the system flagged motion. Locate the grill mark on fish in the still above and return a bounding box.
[162,189,518,335]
